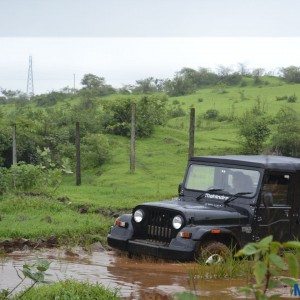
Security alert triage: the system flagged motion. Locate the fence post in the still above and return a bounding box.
[130,102,136,174]
[75,121,81,186]
[12,124,17,165]
[188,107,195,160]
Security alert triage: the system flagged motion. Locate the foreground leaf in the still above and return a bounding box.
[269,253,287,270]
[253,261,267,285]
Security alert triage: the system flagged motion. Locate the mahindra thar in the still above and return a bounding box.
[107,155,300,262]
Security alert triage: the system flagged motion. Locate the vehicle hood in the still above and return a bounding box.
[138,199,250,225]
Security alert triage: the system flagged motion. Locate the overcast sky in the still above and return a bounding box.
[0,1,300,94]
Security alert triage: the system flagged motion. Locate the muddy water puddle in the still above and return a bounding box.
[0,248,290,299]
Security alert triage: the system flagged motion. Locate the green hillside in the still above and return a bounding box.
[58,79,300,210]
[0,77,299,243]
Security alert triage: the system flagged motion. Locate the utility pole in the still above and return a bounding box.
[75,122,81,185]
[12,124,17,165]
[188,107,195,160]
[73,73,76,93]
[130,102,136,174]
[26,56,34,98]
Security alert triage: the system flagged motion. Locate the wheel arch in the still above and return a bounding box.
[197,230,241,252]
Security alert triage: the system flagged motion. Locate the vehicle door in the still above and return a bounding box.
[256,172,294,242]
[290,172,300,240]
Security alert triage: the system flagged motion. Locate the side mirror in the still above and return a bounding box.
[261,192,273,207]
[178,183,184,196]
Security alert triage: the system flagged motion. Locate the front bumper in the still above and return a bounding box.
[107,234,196,261]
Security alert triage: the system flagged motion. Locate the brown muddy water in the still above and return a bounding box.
[0,248,293,299]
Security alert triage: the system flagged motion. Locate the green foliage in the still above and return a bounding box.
[0,194,112,242]
[34,91,67,107]
[102,95,168,137]
[271,107,300,156]
[81,134,110,169]
[168,104,186,118]
[238,100,271,154]
[276,95,288,101]
[80,73,115,97]
[133,77,164,94]
[0,162,62,194]
[0,259,51,299]
[203,109,220,120]
[235,236,300,299]
[164,75,196,97]
[287,93,297,103]
[17,280,119,300]
[281,66,300,83]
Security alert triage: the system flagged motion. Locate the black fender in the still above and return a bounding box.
[185,226,240,249]
[108,214,134,240]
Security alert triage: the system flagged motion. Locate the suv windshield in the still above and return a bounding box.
[185,164,260,197]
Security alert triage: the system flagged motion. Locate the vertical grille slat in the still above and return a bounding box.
[143,208,182,243]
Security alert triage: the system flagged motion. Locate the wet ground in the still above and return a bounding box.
[0,248,294,299]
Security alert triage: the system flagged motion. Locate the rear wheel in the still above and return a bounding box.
[199,241,231,265]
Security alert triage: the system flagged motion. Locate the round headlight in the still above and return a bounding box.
[172,215,183,229]
[133,209,144,223]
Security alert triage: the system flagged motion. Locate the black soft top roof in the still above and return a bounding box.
[190,155,300,172]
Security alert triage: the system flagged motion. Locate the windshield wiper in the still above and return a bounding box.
[196,188,225,201]
[223,192,252,205]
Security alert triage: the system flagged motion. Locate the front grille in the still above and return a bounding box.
[134,207,183,243]
[147,225,172,240]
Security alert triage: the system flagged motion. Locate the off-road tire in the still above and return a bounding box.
[199,241,231,264]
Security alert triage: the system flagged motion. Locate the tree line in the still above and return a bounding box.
[1,65,300,102]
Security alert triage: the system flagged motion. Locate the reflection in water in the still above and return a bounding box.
[0,248,248,299]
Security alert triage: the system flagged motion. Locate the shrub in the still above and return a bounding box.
[81,134,110,169]
[35,91,66,107]
[204,109,220,120]
[276,95,288,101]
[102,95,168,137]
[198,98,204,103]
[238,103,271,154]
[168,105,186,118]
[287,94,297,103]
[0,162,62,194]
[19,280,118,300]
[271,107,300,156]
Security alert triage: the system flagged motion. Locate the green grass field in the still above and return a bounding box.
[1,77,299,243]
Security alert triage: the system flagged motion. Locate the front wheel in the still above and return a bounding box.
[199,241,231,265]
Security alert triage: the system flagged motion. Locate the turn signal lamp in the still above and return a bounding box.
[115,218,128,228]
[178,231,192,239]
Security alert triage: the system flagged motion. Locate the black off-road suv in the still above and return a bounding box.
[107,155,300,262]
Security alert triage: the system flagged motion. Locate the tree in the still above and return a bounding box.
[271,107,300,157]
[164,75,195,96]
[281,66,300,83]
[237,63,249,76]
[81,74,105,89]
[238,101,271,154]
[252,68,265,85]
[80,73,115,96]
[134,77,157,94]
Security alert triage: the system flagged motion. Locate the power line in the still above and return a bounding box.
[26,55,34,98]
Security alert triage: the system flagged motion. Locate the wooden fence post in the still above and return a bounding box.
[130,102,136,174]
[75,121,81,186]
[12,124,17,165]
[188,107,195,160]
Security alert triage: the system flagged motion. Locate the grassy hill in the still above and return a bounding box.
[58,78,300,210]
[0,77,299,244]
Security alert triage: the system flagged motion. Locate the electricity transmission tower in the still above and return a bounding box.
[26,56,34,98]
